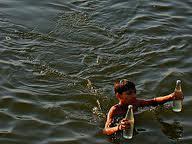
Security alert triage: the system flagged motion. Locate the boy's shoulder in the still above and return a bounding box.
[110,104,119,110]
[109,104,122,115]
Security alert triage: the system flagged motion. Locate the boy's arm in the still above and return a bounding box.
[138,93,175,107]
[103,106,119,135]
[153,93,174,105]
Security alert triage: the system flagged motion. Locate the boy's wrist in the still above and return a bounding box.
[117,125,120,131]
[170,93,175,100]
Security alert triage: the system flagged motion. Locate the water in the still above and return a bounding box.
[0,0,192,144]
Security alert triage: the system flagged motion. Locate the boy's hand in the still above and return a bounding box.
[118,118,130,130]
[172,91,184,100]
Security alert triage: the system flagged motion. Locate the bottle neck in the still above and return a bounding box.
[175,84,181,91]
[175,80,182,91]
[125,107,134,120]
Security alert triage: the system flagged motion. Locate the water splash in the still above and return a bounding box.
[92,99,106,120]
[87,79,93,89]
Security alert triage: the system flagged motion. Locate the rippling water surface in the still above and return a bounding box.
[0,0,192,144]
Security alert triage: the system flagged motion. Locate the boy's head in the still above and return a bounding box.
[114,79,136,95]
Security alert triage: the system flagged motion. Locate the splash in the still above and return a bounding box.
[92,99,106,120]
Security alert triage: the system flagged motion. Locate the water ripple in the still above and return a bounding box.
[0,0,192,143]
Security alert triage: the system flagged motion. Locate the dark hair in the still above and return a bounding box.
[114,79,136,94]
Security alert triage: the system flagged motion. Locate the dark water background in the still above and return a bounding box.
[0,0,192,143]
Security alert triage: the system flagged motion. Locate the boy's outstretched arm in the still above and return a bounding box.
[138,90,183,107]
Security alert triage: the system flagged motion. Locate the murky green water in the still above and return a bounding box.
[0,0,191,143]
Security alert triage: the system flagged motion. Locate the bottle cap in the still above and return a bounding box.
[176,80,181,85]
[128,105,133,109]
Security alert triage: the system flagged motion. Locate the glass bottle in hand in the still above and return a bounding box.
[173,80,183,112]
[123,105,134,139]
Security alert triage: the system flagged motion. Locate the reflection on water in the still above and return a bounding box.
[0,0,192,143]
[153,105,185,143]
[160,120,183,140]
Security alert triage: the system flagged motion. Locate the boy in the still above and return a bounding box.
[103,79,183,136]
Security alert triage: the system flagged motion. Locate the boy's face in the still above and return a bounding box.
[118,90,136,103]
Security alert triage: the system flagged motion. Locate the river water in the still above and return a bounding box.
[0,0,191,144]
